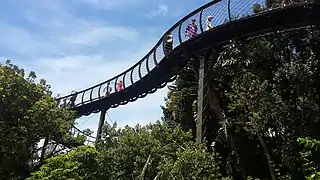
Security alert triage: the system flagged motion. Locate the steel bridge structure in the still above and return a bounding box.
[62,0,320,142]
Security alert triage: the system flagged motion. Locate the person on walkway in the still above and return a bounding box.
[116,81,123,92]
[55,94,61,106]
[185,19,198,39]
[206,16,213,31]
[164,32,173,56]
[67,90,77,109]
[70,91,77,104]
[103,85,112,97]
[61,99,67,108]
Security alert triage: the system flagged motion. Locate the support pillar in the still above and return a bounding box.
[96,109,107,140]
[196,51,210,142]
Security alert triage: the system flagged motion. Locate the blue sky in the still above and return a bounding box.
[0,0,214,137]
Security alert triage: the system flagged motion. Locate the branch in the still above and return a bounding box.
[137,154,152,180]
[172,140,186,151]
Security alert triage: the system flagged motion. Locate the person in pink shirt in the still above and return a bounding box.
[116,81,123,92]
[185,19,198,39]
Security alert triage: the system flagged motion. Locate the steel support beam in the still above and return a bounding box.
[96,109,107,140]
[196,51,211,142]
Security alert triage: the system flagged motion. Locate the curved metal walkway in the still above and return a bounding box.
[57,0,320,118]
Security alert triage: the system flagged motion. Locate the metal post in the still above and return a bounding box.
[227,0,232,22]
[265,0,269,9]
[96,109,107,140]
[196,51,210,142]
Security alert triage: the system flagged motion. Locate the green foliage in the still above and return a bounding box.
[97,121,221,179]
[27,146,99,180]
[162,28,320,179]
[3,4,320,180]
[157,145,221,179]
[0,60,77,179]
[30,122,221,179]
[215,29,320,178]
[227,72,287,133]
[164,66,199,134]
[298,138,320,179]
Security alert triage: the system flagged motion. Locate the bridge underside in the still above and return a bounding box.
[75,3,320,118]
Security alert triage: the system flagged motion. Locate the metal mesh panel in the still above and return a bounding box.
[171,28,181,49]
[99,84,107,99]
[201,0,229,30]
[110,78,117,95]
[140,58,148,78]
[81,90,91,104]
[90,87,99,101]
[147,54,156,71]
[155,42,165,64]
[123,70,132,89]
[230,0,265,20]
[131,64,140,84]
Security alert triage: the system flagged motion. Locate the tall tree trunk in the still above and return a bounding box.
[207,83,246,179]
[256,131,277,180]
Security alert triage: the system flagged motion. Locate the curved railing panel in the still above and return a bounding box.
[56,0,317,116]
[90,86,99,102]
[155,45,164,67]
[230,0,265,20]
[170,27,181,50]
[201,0,229,29]
[131,65,140,85]
[140,58,149,78]
[70,125,96,145]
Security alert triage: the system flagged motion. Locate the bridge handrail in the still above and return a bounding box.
[56,0,226,100]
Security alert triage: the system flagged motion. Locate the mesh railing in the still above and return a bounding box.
[70,125,96,145]
[56,0,314,112]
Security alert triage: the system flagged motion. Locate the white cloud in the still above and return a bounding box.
[64,26,138,46]
[31,38,157,95]
[7,29,169,133]
[146,4,169,19]
[80,0,140,10]
[0,25,64,58]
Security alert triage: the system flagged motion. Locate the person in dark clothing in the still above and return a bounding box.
[67,90,77,109]
[164,32,173,56]
[103,85,112,97]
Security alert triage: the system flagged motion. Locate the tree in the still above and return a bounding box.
[163,62,199,135]
[162,27,320,179]
[227,72,285,180]
[297,138,320,179]
[29,121,222,179]
[0,60,79,179]
[97,121,221,179]
[27,146,100,180]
